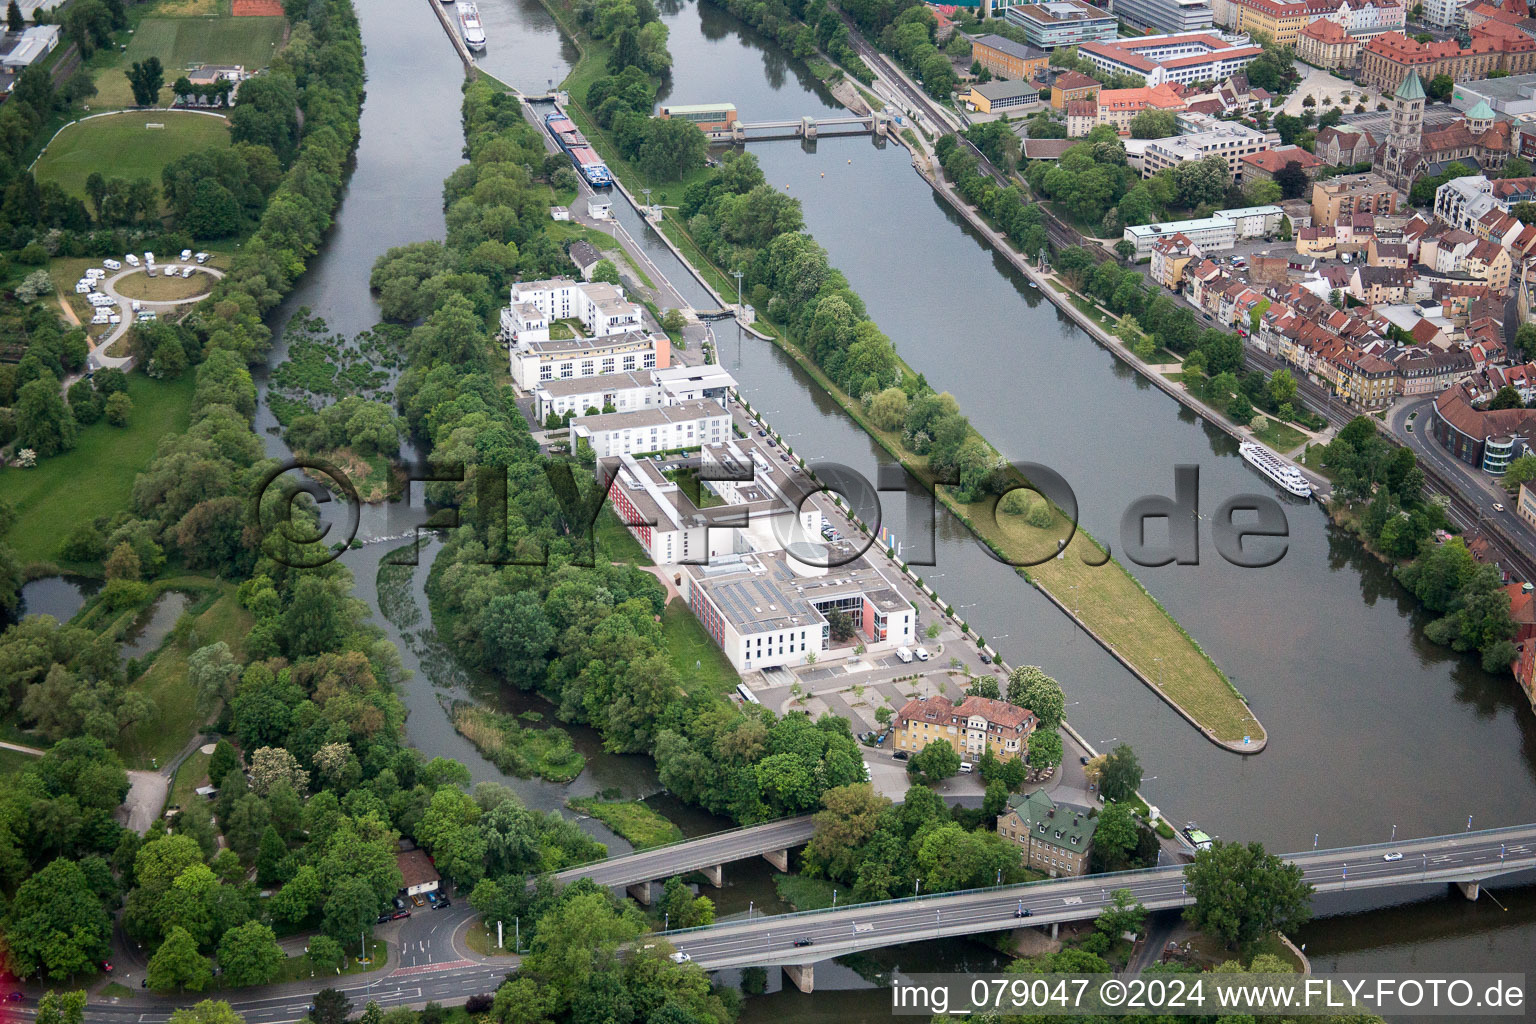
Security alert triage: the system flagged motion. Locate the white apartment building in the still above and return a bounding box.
[502,277,670,390]
[571,399,731,457]
[531,364,737,422]
[1421,0,1472,29]
[1141,116,1275,178]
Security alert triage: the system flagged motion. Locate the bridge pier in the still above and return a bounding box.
[1050,921,1059,940]
[1457,880,1480,901]
[627,881,654,906]
[701,863,723,888]
[762,848,790,872]
[782,963,814,994]
[800,116,817,140]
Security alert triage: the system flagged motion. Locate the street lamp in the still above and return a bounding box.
[1391,824,1397,842]
[747,900,753,920]
[1313,833,1319,849]
[915,878,922,897]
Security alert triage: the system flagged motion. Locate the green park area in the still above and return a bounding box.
[90,13,287,108]
[0,373,196,567]
[33,111,230,200]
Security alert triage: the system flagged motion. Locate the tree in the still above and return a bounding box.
[250,746,309,795]
[1100,743,1142,801]
[1128,109,1175,139]
[35,992,88,1024]
[311,989,353,1024]
[322,874,379,942]
[16,376,76,457]
[637,118,707,181]
[1095,888,1147,940]
[1091,801,1139,871]
[217,921,284,987]
[1269,367,1298,406]
[1503,453,1536,490]
[1026,728,1062,768]
[148,926,212,992]
[127,57,164,107]
[1183,840,1313,953]
[5,858,113,979]
[1427,74,1453,101]
[907,740,961,783]
[660,308,686,333]
[804,783,890,881]
[1487,384,1524,410]
[589,259,621,285]
[170,1002,245,1024]
[307,935,345,974]
[104,391,133,426]
[1006,665,1065,729]
[868,386,909,430]
[7,0,23,31]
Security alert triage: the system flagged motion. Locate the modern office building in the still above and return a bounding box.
[571,399,731,458]
[1140,117,1274,178]
[1109,0,1215,32]
[1080,31,1261,85]
[1003,0,1119,49]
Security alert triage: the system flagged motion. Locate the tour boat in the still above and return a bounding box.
[1239,441,1312,499]
[457,2,486,50]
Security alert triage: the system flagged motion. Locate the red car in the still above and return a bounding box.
[101,962,114,974]
[392,910,412,920]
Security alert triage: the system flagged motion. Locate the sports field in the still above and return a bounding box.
[91,15,286,108]
[34,112,230,199]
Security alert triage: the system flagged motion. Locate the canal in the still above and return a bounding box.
[264,0,1536,1010]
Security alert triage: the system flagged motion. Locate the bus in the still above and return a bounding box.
[736,683,760,705]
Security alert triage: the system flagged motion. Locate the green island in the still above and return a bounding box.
[567,797,685,849]
[452,703,586,783]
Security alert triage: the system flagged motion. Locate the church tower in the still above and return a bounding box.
[1380,71,1425,190]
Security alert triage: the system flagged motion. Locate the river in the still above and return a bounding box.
[270,0,1536,1013]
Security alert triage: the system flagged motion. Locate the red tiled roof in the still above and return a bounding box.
[1054,70,1101,91]
[954,695,1036,730]
[1241,147,1324,172]
[1301,18,1352,42]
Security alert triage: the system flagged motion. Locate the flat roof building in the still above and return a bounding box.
[656,103,738,131]
[1,24,58,68]
[1108,0,1215,36]
[1141,117,1274,178]
[572,398,731,458]
[1004,0,1119,49]
[1125,214,1238,256]
[1080,31,1260,85]
[503,277,670,391]
[965,78,1043,112]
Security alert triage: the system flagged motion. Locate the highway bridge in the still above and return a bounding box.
[653,822,1536,992]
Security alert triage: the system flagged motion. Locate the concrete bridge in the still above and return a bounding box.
[646,822,1536,993]
[706,112,893,143]
[553,814,816,903]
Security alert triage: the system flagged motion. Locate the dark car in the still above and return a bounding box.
[792,938,813,947]
[757,429,766,436]
[432,897,452,910]
[1014,908,1033,918]
[8,992,25,1002]
[979,653,992,665]
[1079,755,1090,765]
[393,896,407,910]
[893,750,909,760]
[377,913,392,924]
[392,910,412,920]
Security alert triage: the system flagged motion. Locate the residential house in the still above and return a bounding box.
[1315,125,1378,166]
[893,694,1037,762]
[1051,69,1102,109]
[1240,145,1326,185]
[997,790,1099,877]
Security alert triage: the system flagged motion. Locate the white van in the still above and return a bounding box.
[74,280,92,294]
[91,310,110,325]
[895,646,914,664]
[1341,252,1352,264]
[194,252,210,264]
[103,258,122,271]
[136,311,157,322]
[181,266,194,278]
[130,300,142,313]
[144,252,155,265]
[180,249,193,261]
[125,254,140,267]
[108,313,122,324]
[959,761,974,774]
[85,268,105,280]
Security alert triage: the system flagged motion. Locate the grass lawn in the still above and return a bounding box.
[167,747,213,812]
[118,586,252,769]
[462,919,521,957]
[0,747,41,777]
[661,598,740,697]
[567,797,684,850]
[266,940,386,986]
[1251,417,1309,454]
[90,17,287,109]
[1,372,196,568]
[545,221,657,291]
[34,112,230,199]
[115,268,217,301]
[595,506,652,565]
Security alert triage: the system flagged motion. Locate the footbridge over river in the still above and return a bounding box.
[705,112,895,143]
[584,822,1536,993]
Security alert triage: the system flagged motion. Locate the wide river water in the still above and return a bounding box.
[258,0,1536,1015]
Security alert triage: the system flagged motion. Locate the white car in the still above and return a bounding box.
[108,313,122,324]
[669,951,691,964]
[130,300,142,313]
[914,646,930,661]
[103,258,122,270]
[1493,503,1506,513]
[895,646,913,664]
[144,252,155,264]
[1383,852,1403,862]
[195,252,210,264]
[180,248,193,261]
[125,254,141,267]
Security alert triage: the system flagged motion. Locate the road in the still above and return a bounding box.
[550,815,816,888]
[838,20,963,138]
[82,264,227,371]
[1387,396,1536,581]
[660,823,1536,970]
